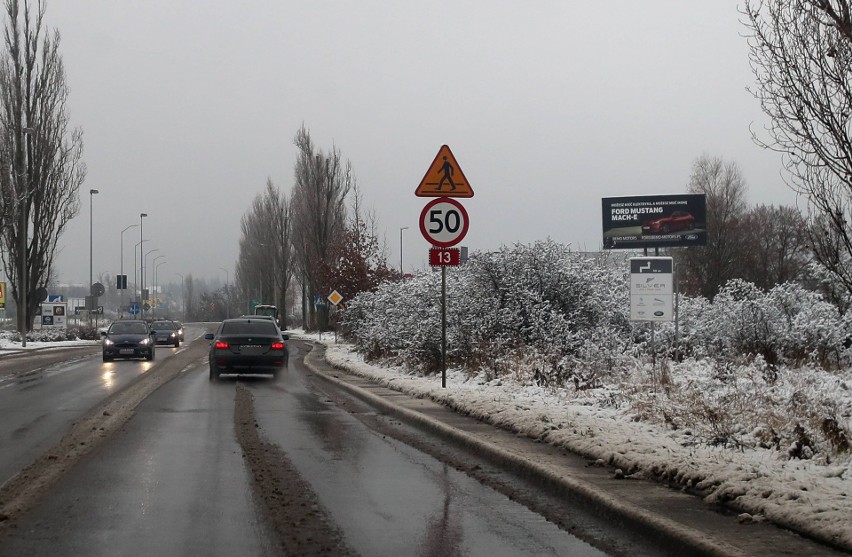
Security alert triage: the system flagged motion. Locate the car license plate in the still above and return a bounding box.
[119,349,134,355]
[157,336,168,341]
[239,345,263,355]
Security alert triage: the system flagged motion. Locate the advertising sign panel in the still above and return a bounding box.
[602,194,706,249]
[36,302,68,330]
[629,257,674,322]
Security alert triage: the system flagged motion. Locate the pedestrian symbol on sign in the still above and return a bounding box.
[415,145,474,198]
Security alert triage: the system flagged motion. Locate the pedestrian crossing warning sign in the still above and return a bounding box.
[415,145,474,198]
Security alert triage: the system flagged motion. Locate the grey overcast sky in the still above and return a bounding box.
[42,1,796,288]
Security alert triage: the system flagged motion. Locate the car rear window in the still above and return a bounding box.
[151,321,175,329]
[220,321,279,336]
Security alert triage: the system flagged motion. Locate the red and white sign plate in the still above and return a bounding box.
[429,248,460,266]
[419,197,469,248]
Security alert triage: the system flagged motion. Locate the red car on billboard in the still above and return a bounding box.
[642,210,695,234]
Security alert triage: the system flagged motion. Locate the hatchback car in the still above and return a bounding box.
[150,320,181,347]
[205,318,289,380]
[101,320,155,361]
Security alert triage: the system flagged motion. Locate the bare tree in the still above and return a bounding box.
[290,125,351,330]
[743,0,852,296]
[318,181,396,304]
[741,204,810,288]
[676,155,749,298]
[0,0,85,333]
[265,180,293,326]
[234,179,293,325]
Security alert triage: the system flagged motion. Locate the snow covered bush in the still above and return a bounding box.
[342,240,636,387]
[341,238,852,460]
[656,280,851,368]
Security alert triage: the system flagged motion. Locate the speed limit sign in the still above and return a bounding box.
[420,197,469,248]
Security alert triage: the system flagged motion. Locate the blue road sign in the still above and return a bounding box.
[129,303,140,315]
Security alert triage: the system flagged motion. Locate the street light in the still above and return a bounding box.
[88,189,99,323]
[120,224,139,317]
[134,239,148,309]
[154,259,166,315]
[144,248,159,315]
[139,213,147,311]
[19,126,33,346]
[399,226,408,279]
[153,254,165,301]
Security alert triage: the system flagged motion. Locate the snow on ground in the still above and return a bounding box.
[0,338,98,353]
[294,330,852,551]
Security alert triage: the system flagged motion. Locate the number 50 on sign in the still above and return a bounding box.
[419,197,469,248]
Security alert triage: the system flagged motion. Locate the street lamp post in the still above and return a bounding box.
[139,213,147,312]
[399,226,408,279]
[134,239,148,309]
[144,248,160,315]
[88,189,99,324]
[152,255,165,310]
[144,248,161,309]
[120,224,139,317]
[19,127,33,346]
[154,260,166,315]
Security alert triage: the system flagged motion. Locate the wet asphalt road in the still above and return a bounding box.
[249,342,604,556]
[0,337,608,556]
[0,344,156,486]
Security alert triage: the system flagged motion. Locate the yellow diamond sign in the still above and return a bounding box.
[327,290,343,306]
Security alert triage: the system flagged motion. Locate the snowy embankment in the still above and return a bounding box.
[312,337,852,551]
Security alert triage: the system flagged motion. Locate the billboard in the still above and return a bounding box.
[35,302,67,330]
[602,194,706,249]
[629,257,674,322]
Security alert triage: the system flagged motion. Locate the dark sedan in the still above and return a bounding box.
[150,320,181,347]
[101,320,155,361]
[205,318,288,381]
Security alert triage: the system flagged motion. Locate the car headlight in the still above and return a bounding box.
[170,332,176,338]
[140,338,150,345]
[103,338,114,346]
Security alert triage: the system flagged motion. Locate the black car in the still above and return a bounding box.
[101,320,155,361]
[205,318,289,380]
[150,319,181,347]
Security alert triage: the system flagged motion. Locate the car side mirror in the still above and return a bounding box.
[281,334,289,341]
[204,333,214,340]
[100,331,107,337]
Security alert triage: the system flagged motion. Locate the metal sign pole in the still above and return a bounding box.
[442,266,447,388]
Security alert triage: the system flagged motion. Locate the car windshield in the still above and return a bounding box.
[151,321,175,329]
[109,322,148,335]
[220,321,278,336]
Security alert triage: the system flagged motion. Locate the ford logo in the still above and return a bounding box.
[685,234,698,240]
[654,311,665,317]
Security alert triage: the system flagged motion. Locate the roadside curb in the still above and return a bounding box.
[302,340,746,557]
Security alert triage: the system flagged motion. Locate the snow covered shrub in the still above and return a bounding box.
[656,280,851,369]
[341,240,635,385]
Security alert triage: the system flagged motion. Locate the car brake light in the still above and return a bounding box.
[271,342,284,350]
[215,341,229,349]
